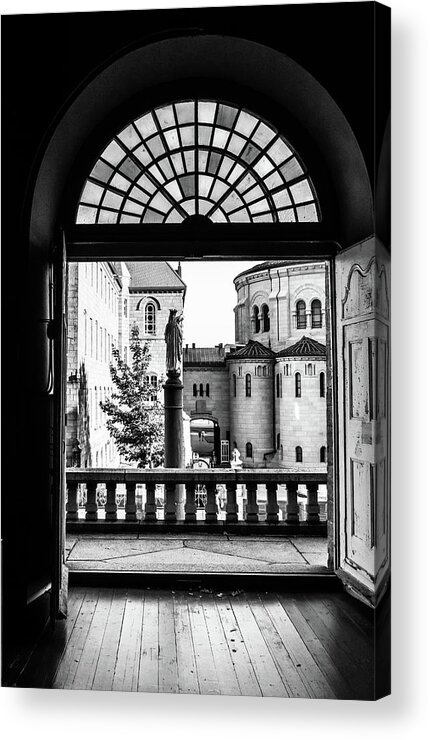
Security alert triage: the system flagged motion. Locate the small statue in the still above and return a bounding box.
[164,308,183,376]
[231,446,242,469]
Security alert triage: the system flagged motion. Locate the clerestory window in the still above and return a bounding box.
[76,99,320,225]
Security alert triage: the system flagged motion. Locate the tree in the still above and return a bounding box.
[100,324,164,467]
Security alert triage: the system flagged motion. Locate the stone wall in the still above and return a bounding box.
[276,357,327,466]
[228,358,275,467]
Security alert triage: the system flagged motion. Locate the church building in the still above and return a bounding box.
[183,260,327,468]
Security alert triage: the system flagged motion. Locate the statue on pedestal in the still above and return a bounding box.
[164,308,183,377]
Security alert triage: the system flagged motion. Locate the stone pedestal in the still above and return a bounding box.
[164,370,185,520]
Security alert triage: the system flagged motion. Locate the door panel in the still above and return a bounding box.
[52,232,68,620]
[335,238,390,605]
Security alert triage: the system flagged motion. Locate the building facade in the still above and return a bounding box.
[66,260,186,468]
[183,260,328,468]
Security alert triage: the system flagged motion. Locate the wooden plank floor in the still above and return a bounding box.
[17,587,375,699]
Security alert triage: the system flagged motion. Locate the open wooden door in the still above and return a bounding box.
[334,237,390,606]
[51,231,69,621]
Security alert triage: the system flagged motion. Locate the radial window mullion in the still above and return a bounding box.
[152,107,188,208]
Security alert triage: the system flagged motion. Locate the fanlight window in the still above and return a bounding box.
[76,99,320,225]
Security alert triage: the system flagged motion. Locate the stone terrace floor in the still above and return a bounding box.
[66,533,329,574]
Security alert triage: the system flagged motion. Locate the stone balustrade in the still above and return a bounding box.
[66,468,327,533]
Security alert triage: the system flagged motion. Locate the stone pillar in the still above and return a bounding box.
[164,371,185,520]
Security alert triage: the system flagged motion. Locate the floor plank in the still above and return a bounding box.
[282,595,355,699]
[229,594,288,697]
[137,590,159,694]
[92,589,128,692]
[200,593,241,696]
[187,593,221,695]
[265,594,336,699]
[173,591,199,694]
[158,593,179,694]
[247,594,310,698]
[215,597,261,697]
[112,590,144,692]
[53,591,99,689]
[72,589,114,690]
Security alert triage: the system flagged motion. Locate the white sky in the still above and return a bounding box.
[169,261,260,346]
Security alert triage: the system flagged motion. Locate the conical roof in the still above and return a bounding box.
[277,335,326,358]
[227,340,275,359]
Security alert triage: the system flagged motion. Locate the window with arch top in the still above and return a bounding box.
[261,304,270,332]
[246,442,253,458]
[295,372,301,398]
[311,299,322,328]
[245,373,252,397]
[320,371,325,398]
[253,305,260,333]
[320,446,326,463]
[296,446,303,463]
[76,99,320,225]
[296,300,306,330]
[233,373,237,397]
[144,302,156,334]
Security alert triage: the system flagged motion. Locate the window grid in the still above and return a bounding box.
[76,99,320,225]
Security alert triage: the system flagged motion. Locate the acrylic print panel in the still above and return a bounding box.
[1,1,390,701]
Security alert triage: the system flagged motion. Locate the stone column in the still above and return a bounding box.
[163,371,185,520]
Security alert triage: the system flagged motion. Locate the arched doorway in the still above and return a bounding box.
[25,32,388,610]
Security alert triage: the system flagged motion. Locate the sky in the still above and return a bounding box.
[169,260,260,346]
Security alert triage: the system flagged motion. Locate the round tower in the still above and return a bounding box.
[227,340,275,468]
[275,336,327,467]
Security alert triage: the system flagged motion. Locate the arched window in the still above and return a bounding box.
[311,299,322,328]
[320,371,325,398]
[150,374,158,401]
[320,446,326,463]
[206,383,210,397]
[245,373,252,397]
[123,298,128,317]
[145,302,156,334]
[307,362,313,376]
[257,365,261,376]
[296,300,306,329]
[199,383,204,397]
[280,444,284,460]
[193,383,197,397]
[296,446,303,463]
[246,442,253,458]
[76,99,319,225]
[295,372,301,398]
[263,366,267,377]
[276,373,280,398]
[276,432,280,450]
[261,304,270,332]
[253,305,260,333]
[233,373,237,397]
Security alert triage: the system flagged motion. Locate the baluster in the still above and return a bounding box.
[85,480,98,521]
[145,481,157,521]
[125,481,137,521]
[185,482,197,522]
[286,481,300,524]
[105,481,117,521]
[245,481,259,523]
[66,480,79,521]
[226,482,238,523]
[306,482,320,523]
[205,482,218,522]
[266,482,279,523]
[164,482,177,522]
